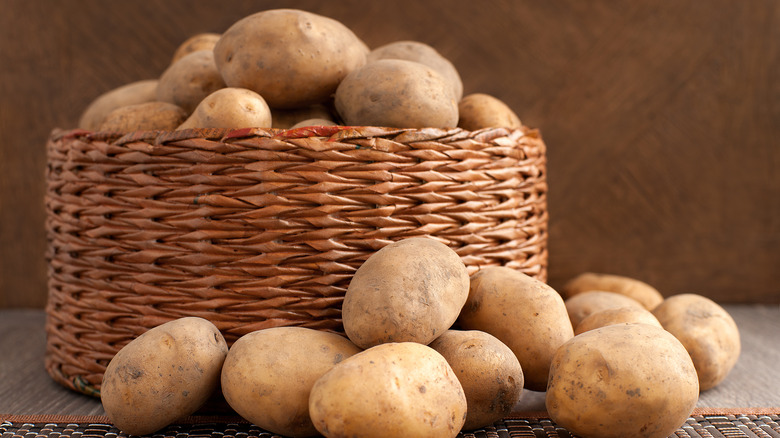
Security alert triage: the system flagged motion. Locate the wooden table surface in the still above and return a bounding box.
[1,305,778,416]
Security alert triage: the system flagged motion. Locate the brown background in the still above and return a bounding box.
[1,0,778,308]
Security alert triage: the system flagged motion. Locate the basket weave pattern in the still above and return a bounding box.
[44,125,548,395]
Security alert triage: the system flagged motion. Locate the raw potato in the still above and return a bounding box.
[652,294,741,391]
[171,32,221,63]
[221,327,361,437]
[546,323,699,438]
[564,290,644,329]
[341,237,470,349]
[429,330,524,431]
[574,306,662,335]
[561,272,664,310]
[78,79,159,130]
[457,266,574,391]
[271,104,335,129]
[98,102,187,132]
[335,59,459,128]
[458,93,522,131]
[367,40,463,101]
[177,88,272,130]
[100,317,228,436]
[157,50,226,114]
[213,9,368,108]
[309,342,467,438]
[289,118,338,129]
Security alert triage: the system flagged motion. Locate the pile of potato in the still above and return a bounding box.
[78,8,523,133]
[87,8,742,438]
[100,237,741,438]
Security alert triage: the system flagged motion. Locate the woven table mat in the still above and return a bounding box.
[3,410,779,438]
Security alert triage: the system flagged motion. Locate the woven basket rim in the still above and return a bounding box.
[51,124,541,150]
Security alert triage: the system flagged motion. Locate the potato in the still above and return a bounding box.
[546,323,699,438]
[458,93,522,131]
[289,118,338,129]
[564,290,644,329]
[78,79,159,130]
[157,50,226,114]
[341,237,469,349]
[574,306,662,335]
[100,317,228,436]
[177,87,272,130]
[213,9,368,109]
[221,327,361,437]
[561,272,664,310]
[98,101,187,132]
[309,342,467,438]
[271,104,336,129]
[457,266,574,391]
[429,330,524,431]
[171,32,221,64]
[335,59,459,128]
[652,293,741,391]
[367,40,463,101]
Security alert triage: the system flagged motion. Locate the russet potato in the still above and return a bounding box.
[546,323,699,438]
[100,317,228,436]
[309,342,467,438]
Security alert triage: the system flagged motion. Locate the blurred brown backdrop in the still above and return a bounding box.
[1,0,778,307]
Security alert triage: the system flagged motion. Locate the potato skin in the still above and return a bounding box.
[98,101,187,132]
[100,317,228,436]
[171,32,221,64]
[564,290,644,329]
[546,324,698,438]
[429,330,524,431]
[335,59,459,128]
[177,87,272,130]
[78,79,159,130]
[458,93,522,131]
[157,50,226,114]
[367,40,463,101]
[221,327,361,437]
[652,294,741,391]
[309,342,467,438]
[457,266,574,391]
[574,306,662,335]
[561,272,664,310]
[342,237,470,349]
[271,104,335,129]
[213,9,367,109]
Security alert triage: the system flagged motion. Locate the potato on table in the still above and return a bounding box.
[342,237,469,349]
[100,317,228,436]
[429,330,524,431]
[561,272,664,310]
[309,342,467,438]
[546,323,699,438]
[221,327,362,437]
[564,290,644,329]
[574,306,662,335]
[652,293,741,391]
[457,266,573,391]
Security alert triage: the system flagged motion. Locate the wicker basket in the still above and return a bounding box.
[44,125,548,396]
